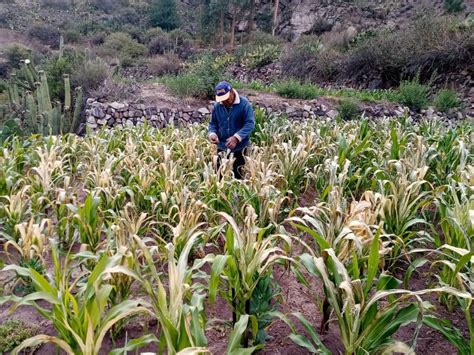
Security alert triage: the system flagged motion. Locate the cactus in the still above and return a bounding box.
[59,35,64,58]
[5,61,83,136]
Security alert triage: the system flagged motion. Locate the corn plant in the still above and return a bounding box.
[425,129,470,185]
[0,185,31,241]
[69,193,104,253]
[282,245,473,355]
[54,183,77,250]
[133,232,209,355]
[376,160,433,260]
[0,245,149,354]
[209,207,292,346]
[3,218,51,292]
[272,139,315,196]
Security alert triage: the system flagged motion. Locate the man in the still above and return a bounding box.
[208,81,255,179]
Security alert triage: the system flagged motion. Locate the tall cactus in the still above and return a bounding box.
[6,61,83,135]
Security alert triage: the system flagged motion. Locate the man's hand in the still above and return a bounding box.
[209,133,219,144]
[226,136,239,150]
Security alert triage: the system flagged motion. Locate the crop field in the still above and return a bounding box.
[0,111,473,354]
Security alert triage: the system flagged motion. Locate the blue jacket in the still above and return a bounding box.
[208,92,255,152]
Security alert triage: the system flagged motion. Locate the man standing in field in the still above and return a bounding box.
[208,81,255,179]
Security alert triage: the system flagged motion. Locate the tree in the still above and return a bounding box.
[149,0,180,31]
[272,0,279,36]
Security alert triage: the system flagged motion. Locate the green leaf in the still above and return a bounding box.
[109,334,159,355]
[423,315,470,354]
[209,255,230,304]
[365,226,381,295]
[226,315,258,355]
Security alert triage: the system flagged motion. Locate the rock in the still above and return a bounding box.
[87,122,97,129]
[286,107,296,114]
[426,107,435,120]
[198,107,210,115]
[303,104,312,112]
[125,119,134,127]
[86,116,96,124]
[327,110,338,119]
[91,106,105,119]
[86,98,95,105]
[368,79,383,90]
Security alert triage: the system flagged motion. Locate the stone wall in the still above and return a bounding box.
[85,99,212,130]
[84,97,465,131]
[84,98,409,131]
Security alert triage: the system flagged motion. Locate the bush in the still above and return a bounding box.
[27,23,60,48]
[90,32,106,45]
[242,44,281,69]
[64,29,81,44]
[149,0,179,31]
[90,0,129,14]
[2,43,31,69]
[0,62,8,78]
[44,55,77,100]
[346,16,474,85]
[0,319,40,353]
[337,99,360,120]
[274,80,320,100]
[398,76,430,110]
[444,0,464,13]
[148,35,174,55]
[103,32,147,66]
[147,54,181,76]
[161,52,231,98]
[40,0,70,9]
[73,58,109,93]
[434,89,461,112]
[281,36,343,82]
[160,73,202,98]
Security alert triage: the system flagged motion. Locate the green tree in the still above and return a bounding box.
[444,0,464,13]
[149,0,180,31]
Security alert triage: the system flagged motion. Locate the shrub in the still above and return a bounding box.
[90,0,129,14]
[0,61,8,78]
[2,43,31,69]
[274,80,320,100]
[444,0,464,13]
[346,16,474,85]
[242,44,281,69]
[0,319,40,353]
[64,29,81,43]
[103,32,147,66]
[398,76,430,110]
[149,0,180,31]
[434,89,461,112]
[27,23,60,48]
[160,73,202,98]
[147,54,181,76]
[337,99,360,120]
[76,19,105,35]
[44,55,76,100]
[161,52,231,98]
[73,58,109,93]
[40,0,70,9]
[90,32,106,45]
[281,36,343,82]
[148,35,174,55]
